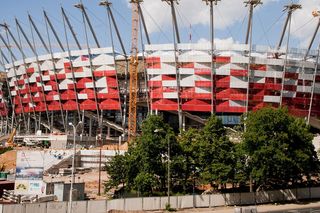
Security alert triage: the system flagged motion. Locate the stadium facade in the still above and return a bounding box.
[0,1,319,140]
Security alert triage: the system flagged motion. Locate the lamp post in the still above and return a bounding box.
[154,129,170,206]
[68,121,83,213]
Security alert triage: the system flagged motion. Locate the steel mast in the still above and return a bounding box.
[203,0,221,114]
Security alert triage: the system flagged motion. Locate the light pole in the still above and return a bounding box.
[154,129,170,206]
[68,121,83,213]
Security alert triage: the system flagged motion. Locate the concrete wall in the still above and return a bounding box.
[1,187,320,212]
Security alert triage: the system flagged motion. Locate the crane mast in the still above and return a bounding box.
[128,0,141,140]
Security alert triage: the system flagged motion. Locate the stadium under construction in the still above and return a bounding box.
[0,0,320,145]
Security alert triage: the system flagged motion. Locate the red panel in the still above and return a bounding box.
[285,72,299,79]
[80,99,97,110]
[250,83,265,89]
[100,99,120,110]
[230,69,248,77]
[194,68,211,75]
[146,57,161,69]
[229,94,247,101]
[150,88,163,99]
[250,64,266,71]
[61,90,77,100]
[151,99,178,111]
[283,85,297,91]
[48,101,61,111]
[216,81,229,88]
[162,75,176,80]
[182,99,211,112]
[94,70,117,77]
[63,100,78,110]
[148,81,162,88]
[195,81,211,87]
[26,68,35,74]
[180,62,194,68]
[106,77,118,87]
[56,74,66,80]
[265,83,282,90]
[97,93,119,99]
[214,56,230,63]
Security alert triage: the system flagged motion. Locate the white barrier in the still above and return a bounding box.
[0,187,319,212]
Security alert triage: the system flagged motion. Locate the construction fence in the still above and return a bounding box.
[2,187,320,213]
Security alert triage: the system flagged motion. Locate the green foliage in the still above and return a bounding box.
[198,115,236,188]
[105,108,320,195]
[243,107,319,189]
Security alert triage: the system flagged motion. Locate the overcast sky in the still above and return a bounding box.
[0,0,320,59]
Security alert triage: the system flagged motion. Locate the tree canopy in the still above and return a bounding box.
[105,108,320,196]
[243,107,319,189]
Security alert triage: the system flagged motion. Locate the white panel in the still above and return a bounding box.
[73,60,90,67]
[230,100,246,107]
[95,77,107,88]
[297,86,312,93]
[95,65,115,71]
[147,68,176,75]
[195,87,211,94]
[7,69,15,78]
[74,72,85,78]
[53,95,60,101]
[179,68,194,75]
[162,80,177,87]
[282,91,295,98]
[59,79,73,90]
[42,76,50,81]
[149,75,161,81]
[44,85,52,91]
[231,56,249,64]
[163,92,178,99]
[11,91,17,96]
[284,79,297,85]
[194,62,210,69]
[194,75,210,81]
[66,73,73,79]
[92,54,114,65]
[264,96,280,103]
[230,76,248,88]
[265,70,283,78]
[85,82,94,88]
[298,73,314,81]
[216,68,230,76]
[78,94,88,100]
[180,76,195,87]
[253,70,266,77]
[16,66,26,75]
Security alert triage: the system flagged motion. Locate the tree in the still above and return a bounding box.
[198,115,236,189]
[176,128,201,192]
[105,115,179,195]
[105,154,127,192]
[243,107,320,190]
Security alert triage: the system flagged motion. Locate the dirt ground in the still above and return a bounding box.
[43,170,109,199]
[0,150,16,172]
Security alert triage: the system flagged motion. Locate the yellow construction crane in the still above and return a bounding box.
[128,0,142,141]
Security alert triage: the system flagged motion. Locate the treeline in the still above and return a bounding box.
[105,107,320,196]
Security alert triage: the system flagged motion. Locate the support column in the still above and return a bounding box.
[89,116,92,138]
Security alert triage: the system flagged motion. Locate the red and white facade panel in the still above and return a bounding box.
[4,48,121,115]
[145,43,320,117]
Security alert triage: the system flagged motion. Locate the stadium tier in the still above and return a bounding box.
[0,42,319,134]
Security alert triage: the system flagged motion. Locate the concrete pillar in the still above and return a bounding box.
[182,115,186,131]
[107,126,111,139]
[89,116,92,137]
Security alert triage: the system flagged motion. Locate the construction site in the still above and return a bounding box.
[0,0,319,204]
